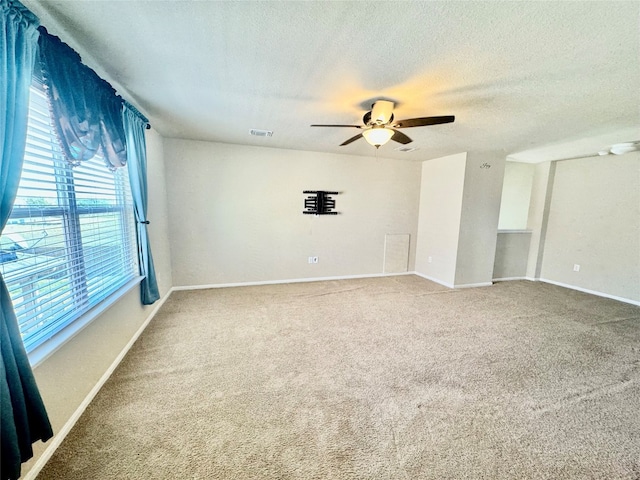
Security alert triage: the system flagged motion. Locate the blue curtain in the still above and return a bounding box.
[37,27,127,170]
[123,104,160,305]
[1,1,53,479]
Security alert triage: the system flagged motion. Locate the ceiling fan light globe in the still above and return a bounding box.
[362,127,394,147]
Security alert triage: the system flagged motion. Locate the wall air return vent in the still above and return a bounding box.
[249,129,273,137]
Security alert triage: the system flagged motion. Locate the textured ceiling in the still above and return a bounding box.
[23,0,640,162]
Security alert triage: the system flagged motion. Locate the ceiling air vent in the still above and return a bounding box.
[394,146,418,153]
[249,129,273,137]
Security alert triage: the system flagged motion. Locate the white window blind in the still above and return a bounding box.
[0,76,139,352]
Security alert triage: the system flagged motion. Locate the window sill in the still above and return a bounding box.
[28,276,144,368]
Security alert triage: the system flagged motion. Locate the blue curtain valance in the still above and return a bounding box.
[37,27,127,170]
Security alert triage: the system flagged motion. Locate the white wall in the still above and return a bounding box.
[163,139,422,286]
[414,153,467,286]
[145,129,173,292]
[539,152,640,302]
[415,151,505,288]
[25,128,174,476]
[493,231,532,280]
[454,151,506,286]
[498,161,535,229]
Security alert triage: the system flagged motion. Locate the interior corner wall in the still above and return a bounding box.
[525,161,555,279]
[144,128,174,292]
[162,139,422,287]
[414,153,467,286]
[539,152,640,302]
[454,151,506,287]
[24,128,174,477]
[498,161,535,229]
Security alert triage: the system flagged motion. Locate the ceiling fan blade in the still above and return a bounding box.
[391,129,412,145]
[310,124,362,128]
[394,115,455,128]
[340,133,363,146]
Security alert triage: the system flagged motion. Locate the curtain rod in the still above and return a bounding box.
[124,100,151,129]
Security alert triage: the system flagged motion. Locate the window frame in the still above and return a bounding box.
[1,73,143,364]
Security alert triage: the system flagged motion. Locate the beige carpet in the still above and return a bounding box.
[37,276,640,479]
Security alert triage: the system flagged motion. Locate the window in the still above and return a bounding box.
[0,76,139,353]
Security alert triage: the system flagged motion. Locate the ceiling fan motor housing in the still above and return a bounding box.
[363,110,395,126]
[370,100,395,125]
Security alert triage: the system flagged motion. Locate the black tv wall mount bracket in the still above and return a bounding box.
[303,191,339,215]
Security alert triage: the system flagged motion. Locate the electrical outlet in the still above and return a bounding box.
[312,256,319,264]
[428,256,433,263]
[308,257,314,264]
[573,264,580,272]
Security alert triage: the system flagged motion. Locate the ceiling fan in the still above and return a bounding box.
[311,100,455,148]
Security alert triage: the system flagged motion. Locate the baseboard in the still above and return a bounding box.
[537,278,640,306]
[413,272,494,289]
[23,287,175,480]
[412,272,454,289]
[454,282,494,289]
[173,272,415,291]
[493,276,639,306]
[176,272,496,292]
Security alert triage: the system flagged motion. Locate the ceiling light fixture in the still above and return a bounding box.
[596,141,639,156]
[362,126,394,148]
[609,142,638,155]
